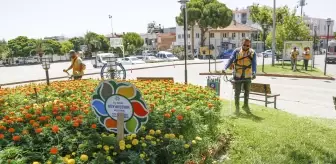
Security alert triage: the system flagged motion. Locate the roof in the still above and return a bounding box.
[209,21,259,32]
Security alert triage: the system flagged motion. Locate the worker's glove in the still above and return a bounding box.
[252,73,256,80]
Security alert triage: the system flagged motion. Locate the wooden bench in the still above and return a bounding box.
[233,83,280,109]
[136,77,174,82]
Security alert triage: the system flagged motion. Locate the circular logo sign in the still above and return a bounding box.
[105,95,133,121]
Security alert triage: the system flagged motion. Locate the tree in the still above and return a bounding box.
[0,39,10,60]
[60,41,74,55]
[69,37,85,52]
[175,0,233,47]
[84,32,101,57]
[334,32,336,38]
[265,11,311,53]
[44,39,62,55]
[97,35,110,52]
[7,36,35,57]
[122,32,144,55]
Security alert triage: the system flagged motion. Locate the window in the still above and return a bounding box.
[196,33,200,38]
[178,35,181,39]
[210,33,214,38]
[223,33,227,38]
[242,33,245,37]
[232,33,236,38]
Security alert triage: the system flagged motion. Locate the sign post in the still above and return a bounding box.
[110,38,125,58]
[207,76,221,96]
[91,80,150,142]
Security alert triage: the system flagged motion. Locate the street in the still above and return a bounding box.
[1,56,335,119]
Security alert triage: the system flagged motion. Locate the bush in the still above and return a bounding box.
[0,80,224,164]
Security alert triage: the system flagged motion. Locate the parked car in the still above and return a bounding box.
[143,56,163,63]
[262,50,277,58]
[156,51,179,61]
[120,57,146,65]
[134,56,145,60]
[26,56,39,64]
[218,49,234,59]
[327,40,336,63]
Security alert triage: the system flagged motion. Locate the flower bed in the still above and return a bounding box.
[0,79,225,164]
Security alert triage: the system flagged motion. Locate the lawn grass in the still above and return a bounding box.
[219,100,336,164]
[258,61,327,77]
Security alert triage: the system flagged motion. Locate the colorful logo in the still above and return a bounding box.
[91,80,149,135]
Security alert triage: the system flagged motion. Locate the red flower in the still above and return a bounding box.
[171,108,176,113]
[91,124,97,129]
[12,135,20,141]
[177,115,183,121]
[51,125,59,133]
[50,147,58,155]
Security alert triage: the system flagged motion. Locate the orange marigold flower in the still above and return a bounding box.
[0,133,4,139]
[186,106,191,110]
[91,124,97,129]
[12,135,20,141]
[171,108,176,113]
[208,103,214,108]
[164,113,171,118]
[177,115,184,121]
[35,128,43,134]
[8,128,15,133]
[51,125,59,133]
[65,115,71,121]
[50,147,58,155]
[73,122,79,127]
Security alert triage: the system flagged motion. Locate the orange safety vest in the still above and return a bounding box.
[304,50,311,60]
[71,57,85,76]
[234,48,254,79]
[291,50,299,59]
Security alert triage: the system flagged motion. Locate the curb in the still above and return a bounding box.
[0,61,223,87]
[199,72,335,80]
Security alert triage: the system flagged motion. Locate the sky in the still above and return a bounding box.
[0,0,335,40]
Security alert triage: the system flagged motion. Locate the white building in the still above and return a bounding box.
[174,20,261,53]
[304,16,335,49]
[232,7,261,30]
[140,33,157,50]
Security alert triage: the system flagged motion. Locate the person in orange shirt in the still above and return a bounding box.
[303,47,311,71]
[63,50,86,80]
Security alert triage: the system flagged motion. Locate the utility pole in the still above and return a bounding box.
[108,15,113,36]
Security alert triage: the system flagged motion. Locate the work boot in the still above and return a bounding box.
[242,105,252,114]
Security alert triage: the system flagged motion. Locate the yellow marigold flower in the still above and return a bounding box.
[164,134,170,138]
[140,153,145,159]
[184,144,190,149]
[71,152,76,156]
[46,161,52,164]
[67,159,75,164]
[149,129,155,135]
[97,145,102,148]
[106,156,112,161]
[65,155,71,159]
[80,154,88,161]
[109,133,115,137]
[195,136,202,141]
[141,126,146,131]
[63,157,68,163]
[32,162,40,164]
[126,144,132,149]
[192,140,197,144]
[131,134,137,138]
[145,135,152,140]
[172,151,176,155]
[103,145,109,151]
[113,152,117,156]
[120,145,125,150]
[169,134,175,139]
[127,135,132,140]
[101,133,107,137]
[132,139,139,145]
[110,146,114,149]
[155,130,161,135]
[119,140,126,147]
[151,141,157,145]
[141,143,147,147]
[179,135,184,139]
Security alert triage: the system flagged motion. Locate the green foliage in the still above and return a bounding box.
[122,32,144,55]
[0,39,10,59]
[97,35,110,53]
[44,39,62,55]
[334,32,336,37]
[69,37,85,52]
[175,0,232,46]
[7,36,35,57]
[84,32,102,56]
[265,12,311,53]
[60,41,74,55]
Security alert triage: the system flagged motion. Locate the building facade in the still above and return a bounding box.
[174,20,261,54]
[304,16,335,49]
[156,33,176,51]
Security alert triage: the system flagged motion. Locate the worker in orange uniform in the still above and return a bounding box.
[303,47,311,71]
[63,50,86,80]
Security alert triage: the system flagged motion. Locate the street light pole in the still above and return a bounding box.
[262,23,267,72]
[208,30,211,72]
[271,0,276,66]
[109,15,113,36]
[313,25,317,68]
[324,18,332,75]
[178,0,189,84]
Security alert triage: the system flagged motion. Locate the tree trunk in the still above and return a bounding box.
[200,28,207,46]
[191,26,195,57]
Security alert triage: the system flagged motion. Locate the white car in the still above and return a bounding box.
[262,50,274,58]
[120,57,146,65]
[143,56,163,63]
[26,57,39,64]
